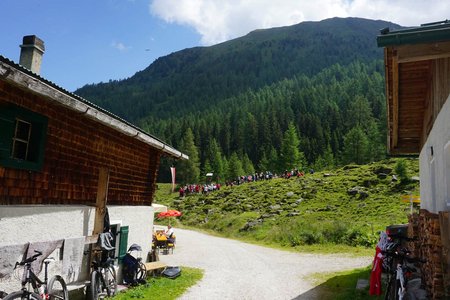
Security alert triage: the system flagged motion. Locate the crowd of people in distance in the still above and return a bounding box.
[225,171,274,186]
[179,183,221,197]
[178,169,314,198]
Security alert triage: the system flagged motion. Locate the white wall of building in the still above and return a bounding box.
[0,204,155,292]
[420,95,450,213]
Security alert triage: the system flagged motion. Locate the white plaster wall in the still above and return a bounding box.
[420,95,450,213]
[0,206,95,246]
[0,204,155,292]
[108,205,154,260]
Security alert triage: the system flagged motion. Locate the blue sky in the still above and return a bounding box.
[2,0,450,92]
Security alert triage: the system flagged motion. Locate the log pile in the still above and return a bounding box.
[408,213,420,257]
[414,209,445,299]
[439,211,450,298]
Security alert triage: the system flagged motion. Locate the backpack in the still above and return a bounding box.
[122,253,140,285]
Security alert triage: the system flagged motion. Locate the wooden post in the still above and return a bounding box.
[89,167,110,271]
[92,167,109,235]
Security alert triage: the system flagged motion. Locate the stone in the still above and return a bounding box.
[358,191,369,199]
[287,212,300,217]
[347,187,359,196]
[270,204,281,210]
[355,279,369,290]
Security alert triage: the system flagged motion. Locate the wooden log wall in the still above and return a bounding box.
[0,81,161,206]
[409,210,446,299]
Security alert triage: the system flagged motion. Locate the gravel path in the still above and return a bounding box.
[158,228,372,300]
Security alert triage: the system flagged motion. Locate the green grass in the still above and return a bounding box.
[111,267,203,300]
[154,158,420,252]
[308,265,378,300]
[151,158,419,298]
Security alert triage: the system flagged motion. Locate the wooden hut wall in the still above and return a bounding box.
[0,81,160,206]
[429,58,450,131]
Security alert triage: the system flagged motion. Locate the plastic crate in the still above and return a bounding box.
[386,224,408,238]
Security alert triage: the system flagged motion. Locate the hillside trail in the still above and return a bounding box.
[158,228,372,300]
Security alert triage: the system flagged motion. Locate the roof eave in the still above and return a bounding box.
[0,58,188,160]
[377,26,450,47]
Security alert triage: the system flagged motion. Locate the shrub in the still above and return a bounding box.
[395,159,409,184]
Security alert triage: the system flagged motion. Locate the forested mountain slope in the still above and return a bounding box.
[75,17,404,182]
[75,17,400,122]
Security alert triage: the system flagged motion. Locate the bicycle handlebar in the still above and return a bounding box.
[15,250,43,268]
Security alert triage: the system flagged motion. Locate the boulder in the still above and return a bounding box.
[347,187,359,196]
[373,166,393,175]
[287,212,300,217]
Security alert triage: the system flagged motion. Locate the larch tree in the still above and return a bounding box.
[177,128,200,184]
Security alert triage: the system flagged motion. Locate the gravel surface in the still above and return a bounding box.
[158,228,372,300]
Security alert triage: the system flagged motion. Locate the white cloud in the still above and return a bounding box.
[149,0,450,45]
[112,41,131,52]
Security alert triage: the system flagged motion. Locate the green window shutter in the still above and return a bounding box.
[0,105,47,171]
[0,114,15,161]
[118,226,129,262]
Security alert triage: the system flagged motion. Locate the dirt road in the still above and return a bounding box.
[158,228,372,300]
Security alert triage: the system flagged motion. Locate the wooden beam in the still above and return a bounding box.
[392,53,399,148]
[396,41,450,63]
[92,167,109,235]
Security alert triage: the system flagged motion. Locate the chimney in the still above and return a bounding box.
[19,35,45,75]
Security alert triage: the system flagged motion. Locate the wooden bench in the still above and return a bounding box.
[144,261,167,276]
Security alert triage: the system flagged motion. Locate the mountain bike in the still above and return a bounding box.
[88,250,117,300]
[4,250,68,300]
[383,235,424,300]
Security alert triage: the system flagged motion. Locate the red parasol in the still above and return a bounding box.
[157,209,182,219]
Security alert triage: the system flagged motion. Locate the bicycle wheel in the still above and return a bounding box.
[48,275,68,300]
[3,291,42,300]
[89,270,102,300]
[384,274,397,300]
[136,262,147,282]
[103,266,118,297]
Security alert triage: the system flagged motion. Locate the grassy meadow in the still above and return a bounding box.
[154,158,420,254]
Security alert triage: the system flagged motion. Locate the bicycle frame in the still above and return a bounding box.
[4,251,68,300]
[18,256,51,298]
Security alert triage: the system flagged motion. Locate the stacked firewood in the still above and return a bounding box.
[408,213,420,257]
[417,209,445,299]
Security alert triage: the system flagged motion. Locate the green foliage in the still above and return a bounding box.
[74,18,403,183]
[311,266,373,300]
[155,158,419,250]
[177,128,200,184]
[227,152,244,180]
[280,123,306,171]
[395,159,409,184]
[111,267,203,300]
[342,126,369,165]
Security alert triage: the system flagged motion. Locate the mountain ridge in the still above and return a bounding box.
[75,17,402,123]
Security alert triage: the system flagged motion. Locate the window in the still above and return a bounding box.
[12,119,32,160]
[0,105,47,171]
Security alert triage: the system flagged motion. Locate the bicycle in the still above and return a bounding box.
[382,235,424,300]
[4,250,68,300]
[88,250,118,300]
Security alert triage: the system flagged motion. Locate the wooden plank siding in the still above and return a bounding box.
[0,81,161,206]
[385,44,450,155]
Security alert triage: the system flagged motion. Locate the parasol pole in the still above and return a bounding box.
[170,166,176,193]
